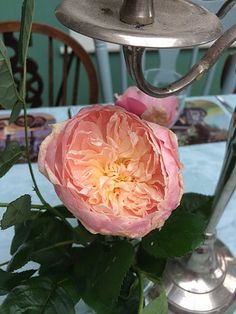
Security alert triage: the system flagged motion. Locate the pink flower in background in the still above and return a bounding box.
[38,105,183,238]
[115,86,179,127]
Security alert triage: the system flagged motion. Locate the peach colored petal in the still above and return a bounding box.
[38,121,68,184]
[55,184,167,238]
[38,105,184,238]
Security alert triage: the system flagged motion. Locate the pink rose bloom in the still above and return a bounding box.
[115,86,179,127]
[38,105,183,238]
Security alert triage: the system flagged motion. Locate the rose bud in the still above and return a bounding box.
[115,86,179,127]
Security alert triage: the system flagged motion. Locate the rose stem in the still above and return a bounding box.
[19,59,73,232]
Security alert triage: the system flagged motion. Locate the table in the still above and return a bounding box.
[0,95,235,312]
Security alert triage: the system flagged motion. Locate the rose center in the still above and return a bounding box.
[103,158,135,184]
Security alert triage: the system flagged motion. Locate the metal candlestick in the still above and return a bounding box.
[55,0,236,97]
[163,108,236,313]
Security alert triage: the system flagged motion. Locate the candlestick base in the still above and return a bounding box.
[163,235,236,313]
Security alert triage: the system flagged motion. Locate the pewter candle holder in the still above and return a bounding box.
[162,108,236,314]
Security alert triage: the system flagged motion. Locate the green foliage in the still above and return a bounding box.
[10,221,33,255]
[54,205,75,218]
[9,100,23,123]
[0,40,20,110]
[178,193,214,221]
[113,276,140,314]
[1,195,32,230]
[0,277,76,314]
[73,224,97,245]
[19,0,35,67]
[143,288,168,314]
[0,269,35,296]
[74,241,135,314]
[0,142,22,178]
[57,276,81,307]
[7,213,73,271]
[136,247,166,281]
[142,205,207,258]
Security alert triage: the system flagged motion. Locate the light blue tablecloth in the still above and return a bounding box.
[0,95,235,312]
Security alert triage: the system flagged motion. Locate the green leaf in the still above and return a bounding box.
[136,247,166,281]
[113,292,139,314]
[7,243,33,272]
[19,0,35,67]
[8,213,73,271]
[74,241,135,314]
[143,288,168,314]
[0,277,75,314]
[73,224,97,246]
[10,220,33,255]
[60,277,81,306]
[142,211,206,258]
[179,193,214,221]
[28,215,73,265]
[119,270,137,300]
[113,279,139,314]
[109,270,139,314]
[0,142,22,178]
[0,269,35,296]
[1,195,31,230]
[9,100,23,123]
[54,205,74,218]
[39,255,72,277]
[0,39,20,109]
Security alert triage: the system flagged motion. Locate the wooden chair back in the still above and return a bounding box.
[0,21,99,107]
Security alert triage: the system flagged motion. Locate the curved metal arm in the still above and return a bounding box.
[124,25,236,97]
[217,0,236,19]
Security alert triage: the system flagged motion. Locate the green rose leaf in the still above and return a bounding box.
[0,40,19,110]
[143,287,168,314]
[142,211,206,258]
[113,279,139,314]
[110,270,139,314]
[1,195,31,230]
[179,193,214,221]
[19,0,35,67]
[59,276,81,306]
[113,291,139,314]
[39,255,72,277]
[7,243,33,272]
[74,241,135,314]
[73,224,97,246]
[119,270,137,300]
[0,269,35,296]
[8,213,73,271]
[10,221,33,255]
[0,142,22,178]
[136,246,166,281]
[0,277,75,314]
[54,205,75,218]
[9,100,23,123]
